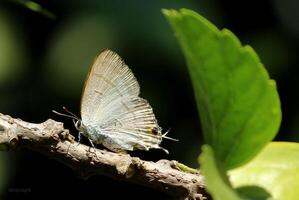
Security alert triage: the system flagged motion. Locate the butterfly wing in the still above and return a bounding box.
[81,49,140,123]
[80,49,163,150]
[99,97,163,150]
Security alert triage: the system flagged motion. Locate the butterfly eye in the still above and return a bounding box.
[75,120,82,130]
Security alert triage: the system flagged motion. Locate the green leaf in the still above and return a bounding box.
[199,145,243,200]
[9,0,55,19]
[229,142,299,200]
[163,8,281,169]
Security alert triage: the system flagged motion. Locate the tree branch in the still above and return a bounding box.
[0,113,208,200]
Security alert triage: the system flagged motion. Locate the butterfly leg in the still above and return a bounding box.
[78,132,82,143]
[88,138,97,154]
[86,138,99,159]
[88,138,96,148]
[75,132,82,147]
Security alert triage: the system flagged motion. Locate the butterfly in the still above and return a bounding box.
[54,49,177,154]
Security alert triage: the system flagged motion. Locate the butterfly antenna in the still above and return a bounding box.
[62,106,79,119]
[52,107,79,120]
[162,128,179,142]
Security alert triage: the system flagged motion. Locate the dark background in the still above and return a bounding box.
[0,0,298,199]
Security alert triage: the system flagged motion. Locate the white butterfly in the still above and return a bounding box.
[54,49,176,153]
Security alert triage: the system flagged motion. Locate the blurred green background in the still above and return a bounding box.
[0,0,298,199]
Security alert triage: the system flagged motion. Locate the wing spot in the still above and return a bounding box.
[151,127,159,135]
[94,90,103,95]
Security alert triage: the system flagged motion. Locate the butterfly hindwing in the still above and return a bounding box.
[98,96,163,150]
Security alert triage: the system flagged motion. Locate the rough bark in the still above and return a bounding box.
[0,113,208,199]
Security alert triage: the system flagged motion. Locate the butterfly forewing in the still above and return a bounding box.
[81,50,140,123]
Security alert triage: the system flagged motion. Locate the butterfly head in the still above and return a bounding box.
[52,106,84,131]
[74,119,84,132]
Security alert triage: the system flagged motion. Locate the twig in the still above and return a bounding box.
[0,113,207,200]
